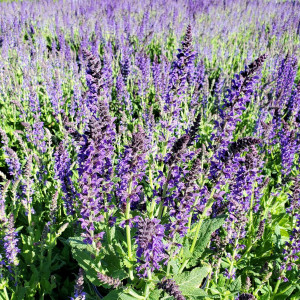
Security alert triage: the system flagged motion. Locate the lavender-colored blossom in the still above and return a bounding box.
[191,60,205,100]
[286,82,300,122]
[54,142,75,215]
[164,24,196,115]
[116,74,131,109]
[213,75,225,110]
[187,112,201,146]
[136,51,151,96]
[3,214,20,266]
[22,120,47,154]
[210,54,267,180]
[280,175,300,279]
[0,128,9,146]
[136,217,168,277]
[78,114,115,244]
[224,267,237,280]
[116,125,148,208]
[279,121,298,176]
[120,48,130,84]
[4,147,21,179]
[167,158,203,239]
[152,56,163,95]
[167,134,190,167]
[224,145,263,244]
[97,273,122,288]
[275,54,298,110]
[157,278,186,300]
[20,155,35,216]
[77,45,116,244]
[0,181,10,225]
[82,48,105,115]
[236,294,256,300]
[71,268,86,300]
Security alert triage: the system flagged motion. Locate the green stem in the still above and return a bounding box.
[271,279,281,299]
[179,189,215,273]
[149,199,156,219]
[228,249,237,281]
[205,269,212,292]
[190,189,216,254]
[227,227,242,284]
[214,258,222,284]
[126,199,134,280]
[156,169,172,219]
[126,180,134,280]
[275,283,293,296]
[178,164,204,258]
[27,188,32,227]
[48,247,52,269]
[237,244,252,263]
[166,236,177,276]
[247,184,256,237]
[144,270,152,298]
[148,169,156,219]
[3,286,9,300]
[127,289,145,300]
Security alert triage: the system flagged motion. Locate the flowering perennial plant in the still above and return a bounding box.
[0,0,299,299]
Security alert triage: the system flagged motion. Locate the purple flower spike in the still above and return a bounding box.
[136,217,168,277]
[71,268,86,300]
[157,278,186,300]
[4,214,20,266]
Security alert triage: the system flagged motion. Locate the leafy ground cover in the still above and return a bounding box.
[0,0,299,299]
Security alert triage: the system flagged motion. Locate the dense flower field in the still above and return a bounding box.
[0,0,299,299]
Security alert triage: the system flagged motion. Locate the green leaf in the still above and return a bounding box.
[290,289,300,300]
[188,216,226,268]
[124,258,134,269]
[275,285,295,300]
[174,266,211,290]
[273,224,282,248]
[149,289,162,300]
[179,286,208,298]
[102,289,123,300]
[217,274,226,288]
[115,240,127,256]
[101,251,127,280]
[68,237,100,284]
[56,223,69,238]
[69,237,126,286]
[182,238,192,260]
[229,276,241,292]
[68,237,89,251]
[260,292,271,300]
[11,287,26,300]
[119,293,140,300]
[168,259,180,275]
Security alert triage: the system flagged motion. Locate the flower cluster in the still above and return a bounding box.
[136,217,167,277]
[157,278,186,300]
[71,268,86,300]
[116,125,148,208]
[3,214,20,266]
[54,142,75,215]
